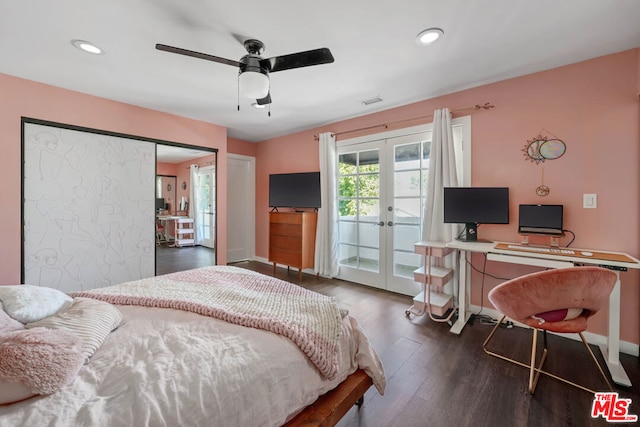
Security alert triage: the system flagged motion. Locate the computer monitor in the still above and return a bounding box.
[518,204,563,236]
[155,198,166,212]
[443,187,509,242]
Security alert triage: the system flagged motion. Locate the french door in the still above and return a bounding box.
[195,166,216,249]
[336,120,469,296]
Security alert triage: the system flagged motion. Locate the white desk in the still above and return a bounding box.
[156,215,184,244]
[446,240,640,387]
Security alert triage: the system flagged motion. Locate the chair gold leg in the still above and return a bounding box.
[483,316,533,370]
[578,332,613,392]
[529,328,537,393]
[529,329,547,394]
[482,315,506,353]
[483,318,608,395]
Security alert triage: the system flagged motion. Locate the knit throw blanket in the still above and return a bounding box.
[71,266,343,379]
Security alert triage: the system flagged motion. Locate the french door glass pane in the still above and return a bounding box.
[393,198,421,222]
[359,247,379,272]
[395,143,420,169]
[338,244,358,267]
[394,170,421,197]
[358,198,379,220]
[339,221,357,245]
[358,222,379,248]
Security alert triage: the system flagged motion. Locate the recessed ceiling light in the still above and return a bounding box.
[415,28,444,46]
[71,40,104,55]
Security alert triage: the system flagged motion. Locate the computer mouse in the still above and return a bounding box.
[581,251,593,257]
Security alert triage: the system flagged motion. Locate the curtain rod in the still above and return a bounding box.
[314,102,495,141]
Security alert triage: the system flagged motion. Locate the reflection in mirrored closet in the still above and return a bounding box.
[155,143,217,274]
[156,175,176,214]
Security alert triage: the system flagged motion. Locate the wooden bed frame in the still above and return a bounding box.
[284,369,373,426]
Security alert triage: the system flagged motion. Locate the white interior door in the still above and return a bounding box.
[227,154,255,263]
[195,166,216,249]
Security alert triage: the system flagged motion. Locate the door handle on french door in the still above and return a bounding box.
[387,221,393,226]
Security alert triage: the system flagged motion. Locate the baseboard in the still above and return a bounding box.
[469,304,639,357]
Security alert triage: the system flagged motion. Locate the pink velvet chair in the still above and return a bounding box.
[482,266,617,394]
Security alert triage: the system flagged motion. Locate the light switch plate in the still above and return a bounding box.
[583,193,597,209]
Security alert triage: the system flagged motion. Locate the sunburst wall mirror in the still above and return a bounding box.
[522,132,566,196]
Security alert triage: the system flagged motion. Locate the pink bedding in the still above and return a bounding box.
[71,266,344,379]
[0,267,385,426]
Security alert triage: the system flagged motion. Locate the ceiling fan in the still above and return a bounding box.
[156,39,334,108]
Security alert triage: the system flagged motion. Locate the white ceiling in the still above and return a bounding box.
[156,144,214,164]
[2,1,640,144]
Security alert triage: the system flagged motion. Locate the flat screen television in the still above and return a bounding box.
[269,172,321,209]
[443,187,510,241]
[518,204,563,236]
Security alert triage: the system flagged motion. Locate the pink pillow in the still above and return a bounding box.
[532,308,583,324]
[0,327,84,405]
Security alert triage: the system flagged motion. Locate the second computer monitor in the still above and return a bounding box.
[518,204,563,236]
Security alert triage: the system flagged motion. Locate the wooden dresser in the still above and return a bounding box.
[269,211,317,280]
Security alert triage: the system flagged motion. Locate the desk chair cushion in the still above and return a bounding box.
[488,267,617,334]
[532,307,583,323]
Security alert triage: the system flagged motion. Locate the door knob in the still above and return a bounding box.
[377,221,385,226]
[387,221,393,226]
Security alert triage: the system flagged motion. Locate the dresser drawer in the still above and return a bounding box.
[270,212,303,225]
[270,223,302,238]
[270,235,302,251]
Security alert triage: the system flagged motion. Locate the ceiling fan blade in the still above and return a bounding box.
[262,48,334,73]
[156,44,241,67]
[256,93,272,105]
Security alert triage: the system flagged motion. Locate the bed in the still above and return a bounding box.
[0,266,385,426]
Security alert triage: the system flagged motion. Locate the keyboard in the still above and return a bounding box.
[505,244,575,255]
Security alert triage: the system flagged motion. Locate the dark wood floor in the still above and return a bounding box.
[156,246,640,427]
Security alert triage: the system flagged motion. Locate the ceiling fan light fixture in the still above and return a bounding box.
[415,28,444,45]
[239,71,270,99]
[71,39,104,54]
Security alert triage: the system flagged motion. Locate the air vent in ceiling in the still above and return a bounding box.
[362,96,383,106]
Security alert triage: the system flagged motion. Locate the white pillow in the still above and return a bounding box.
[0,285,73,323]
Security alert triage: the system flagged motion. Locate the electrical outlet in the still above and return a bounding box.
[583,194,597,209]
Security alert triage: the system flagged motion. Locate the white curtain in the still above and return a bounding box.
[189,164,202,245]
[314,132,340,277]
[422,108,459,242]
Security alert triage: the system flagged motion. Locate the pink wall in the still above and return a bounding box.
[0,73,229,284]
[228,137,257,157]
[157,162,178,176]
[255,49,640,345]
